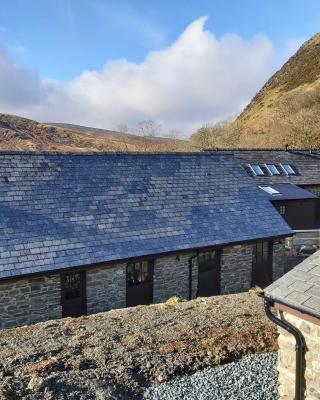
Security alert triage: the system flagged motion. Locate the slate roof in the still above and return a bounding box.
[265,250,320,318]
[259,183,317,201]
[206,149,320,185]
[0,152,293,280]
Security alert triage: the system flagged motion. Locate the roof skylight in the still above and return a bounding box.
[266,164,281,176]
[250,164,265,176]
[259,186,281,196]
[281,164,296,175]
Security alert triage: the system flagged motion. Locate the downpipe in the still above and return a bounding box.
[188,254,198,300]
[262,295,305,400]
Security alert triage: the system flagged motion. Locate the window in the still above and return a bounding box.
[198,250,218,272]
[259,186,281,195]
[281,164,296,175]
[63,273,81,299]
[127,260,151,286]
[279,205,286,215]
[266,164,281,175]
[250,164,265,176]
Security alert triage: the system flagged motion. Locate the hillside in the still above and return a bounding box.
[0,114,186,152]
[236,32,320,148]
[0,293,277,399]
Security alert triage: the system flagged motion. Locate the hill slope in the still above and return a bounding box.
[237,33,320,147]
[0,114,186,152]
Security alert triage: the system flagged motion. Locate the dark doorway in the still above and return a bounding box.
[252,241,273,288]
[126,260,153,307]
[61,271,87,317]
[197,250,220,297]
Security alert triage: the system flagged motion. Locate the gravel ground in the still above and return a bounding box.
[0,293,278,399]
[144,352,278,400]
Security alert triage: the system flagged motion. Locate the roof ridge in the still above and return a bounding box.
[0,151,234,156]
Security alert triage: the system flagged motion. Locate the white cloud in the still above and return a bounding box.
[0,17,277,136]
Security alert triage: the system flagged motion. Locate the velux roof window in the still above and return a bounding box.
[266,164,281,176]
[259,186,281,196]
[281,164,296,175]
[250,164,265,176]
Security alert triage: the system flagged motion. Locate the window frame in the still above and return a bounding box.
[280,163,296,175]
[249,164,265,176]
[259,186,281,196]
[265,164,281,176]
[279,204,286,216]
[126,259,154,287]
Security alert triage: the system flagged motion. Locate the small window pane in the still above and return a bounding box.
[127,261,151,286]
[266,164,281,175]
[250,164,265,176]
[198,250,218,272]
[282,164,296,175]
[279,205,286,215]
[259,186,281,195]
[63,273,81,300]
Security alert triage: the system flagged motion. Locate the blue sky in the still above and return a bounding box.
[0,0,319,134]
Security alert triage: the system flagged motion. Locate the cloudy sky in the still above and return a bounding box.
[0,0,319,136]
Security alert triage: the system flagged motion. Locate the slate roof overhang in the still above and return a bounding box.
[265,250,320,319]
[0,152,293,280]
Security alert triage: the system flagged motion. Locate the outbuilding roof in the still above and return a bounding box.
[0,152,292,280]
[265,250,320,318]
[259,183,317,201]
[206,149,320,185]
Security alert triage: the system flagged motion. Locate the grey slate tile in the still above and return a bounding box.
[0,153,292,280]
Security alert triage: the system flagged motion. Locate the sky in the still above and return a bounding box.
[0,0,319,136]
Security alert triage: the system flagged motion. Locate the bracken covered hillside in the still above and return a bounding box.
[0,293,277,399]
[0,114,186,152]
[236,33,320,147]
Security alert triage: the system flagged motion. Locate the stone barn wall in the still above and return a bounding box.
[0,274,62,329]
[277,312,320,399]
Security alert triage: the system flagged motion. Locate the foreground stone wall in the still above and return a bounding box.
[273,239,286,281]
[0,274,62,329]
[153,252,198,303]
[220,243,253,294]
[86,263,126,314]
[277,312,320,399]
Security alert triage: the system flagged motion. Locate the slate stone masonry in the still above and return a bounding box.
[272,239,286,281]
[0,274,62,329]
[0,239,287,329]
[220,244,254,294]
[153,253,198,303]
[86,263,126,314]
[277,313,320,399]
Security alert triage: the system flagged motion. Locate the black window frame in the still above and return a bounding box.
[126,259,153,287]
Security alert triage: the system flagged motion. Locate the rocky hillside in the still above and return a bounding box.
[0,293,277,399]
[237,33,320,147]
[0,114,185,152]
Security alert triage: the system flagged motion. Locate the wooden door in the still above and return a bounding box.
[126,260,153,307]
[61,271,87,317]
[197,250,220,297]
[252,241,273,288]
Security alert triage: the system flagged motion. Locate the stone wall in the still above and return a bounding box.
[86,263,126,314]
[153,252,198,303]
[277,312,320,399]
[273,239,286,281]
[220,243,253,294]
[0,274,62,329]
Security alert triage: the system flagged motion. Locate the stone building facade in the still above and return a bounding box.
[265,250,320,400]
[277,313,320,399]
[0,239,286,329]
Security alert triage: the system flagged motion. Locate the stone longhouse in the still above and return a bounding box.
[0,152,293,328]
